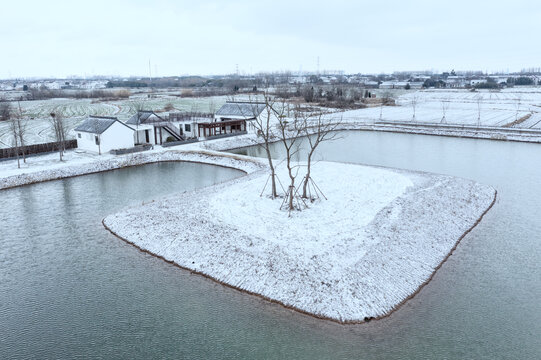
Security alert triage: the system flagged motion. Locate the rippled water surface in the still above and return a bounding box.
[1,133,540,359]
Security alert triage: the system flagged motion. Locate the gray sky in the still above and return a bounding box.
[2,0,540,78]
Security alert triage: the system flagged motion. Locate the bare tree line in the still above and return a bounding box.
[247,92,342,213]
[8,103,28,168]
[25,88,130,101]
[49,111,69,160]
[1,103,70,166]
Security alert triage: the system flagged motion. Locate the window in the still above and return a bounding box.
[77,133,81,138]
[185,124,191,132]
[95,135,100,145]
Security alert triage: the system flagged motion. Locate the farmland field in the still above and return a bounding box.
[0,93,228,148]
[1,87,541,148]
[339,87,541,128]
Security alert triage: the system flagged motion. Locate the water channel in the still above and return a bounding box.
[1,133,540,359]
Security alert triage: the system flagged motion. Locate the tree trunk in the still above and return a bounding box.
[286,147,295,211]
[14,138,20,169]
[302,148,315,199]
[18,128,26,163]
[265,146,277,198]
[58,129,63,161]
[302,163,311,199]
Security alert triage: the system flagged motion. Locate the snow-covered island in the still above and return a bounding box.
[103,160,496,323]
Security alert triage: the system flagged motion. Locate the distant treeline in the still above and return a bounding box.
[106,81,148,88]
[26,88,130,100]
[105,76,261,90]
[509,77,535,86]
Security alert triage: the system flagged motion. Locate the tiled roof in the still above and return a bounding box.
[74,116,117,134]
[215,102,266,117]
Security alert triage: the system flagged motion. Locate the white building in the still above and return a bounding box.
[74,116,134,154]
[446,76,467,88]
[168,113,209,139]
[214,102,266,135]
[126,111,184,145]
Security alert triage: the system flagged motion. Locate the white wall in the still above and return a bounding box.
[76,121,134,154]
[134,125,155,145]
[175,121,197,138]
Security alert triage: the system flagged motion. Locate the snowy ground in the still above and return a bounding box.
[3,87,541,148]
[103,161,496,323]
[0,95,229,148]
[332,87,541,128]
[0,147,262,190]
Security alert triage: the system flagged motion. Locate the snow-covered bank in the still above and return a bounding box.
[103,161,496,323]
[0,149,263,190]
[200,122,541,155]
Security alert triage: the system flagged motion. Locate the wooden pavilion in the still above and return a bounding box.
[197,119,246,138]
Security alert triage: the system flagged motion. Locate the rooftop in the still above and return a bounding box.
[215,102,266,118]
[126,111,165,125]
[74,116,118,134]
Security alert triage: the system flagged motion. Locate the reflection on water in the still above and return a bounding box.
[1,135,540,359]
[230,131,541,359]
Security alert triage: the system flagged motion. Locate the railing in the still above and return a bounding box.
[163,122,184,140]
[169,112,213,122]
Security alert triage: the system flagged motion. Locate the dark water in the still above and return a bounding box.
[230,131,541,359]
[1,134,540,359]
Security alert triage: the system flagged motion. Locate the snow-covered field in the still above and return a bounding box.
[103,161,496,323]
[337,87,541,128]
[0,95,228,148]
[2,87,541,148]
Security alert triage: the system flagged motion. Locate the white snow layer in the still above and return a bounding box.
[103,161,496,323]
[0,149,263,190]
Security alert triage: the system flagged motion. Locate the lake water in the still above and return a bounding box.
[1,134,540,359]
[231,131,541,359]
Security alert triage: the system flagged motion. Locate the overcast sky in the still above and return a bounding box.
[2,0,540,78]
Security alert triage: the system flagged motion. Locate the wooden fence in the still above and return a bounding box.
[0,140,78,159]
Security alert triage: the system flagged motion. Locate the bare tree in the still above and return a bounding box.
[131,100,146,145]
[15,102,27,163]
[298,109,342,199]
[50,111,68,160]
[208,97,216,114]
[249,94,279,199]
[274,100,305,212]
[411,94,418,121]
[7,102,28,168]
[8,111,21,168]
[0,102,11,121]
[440,96,450,123]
